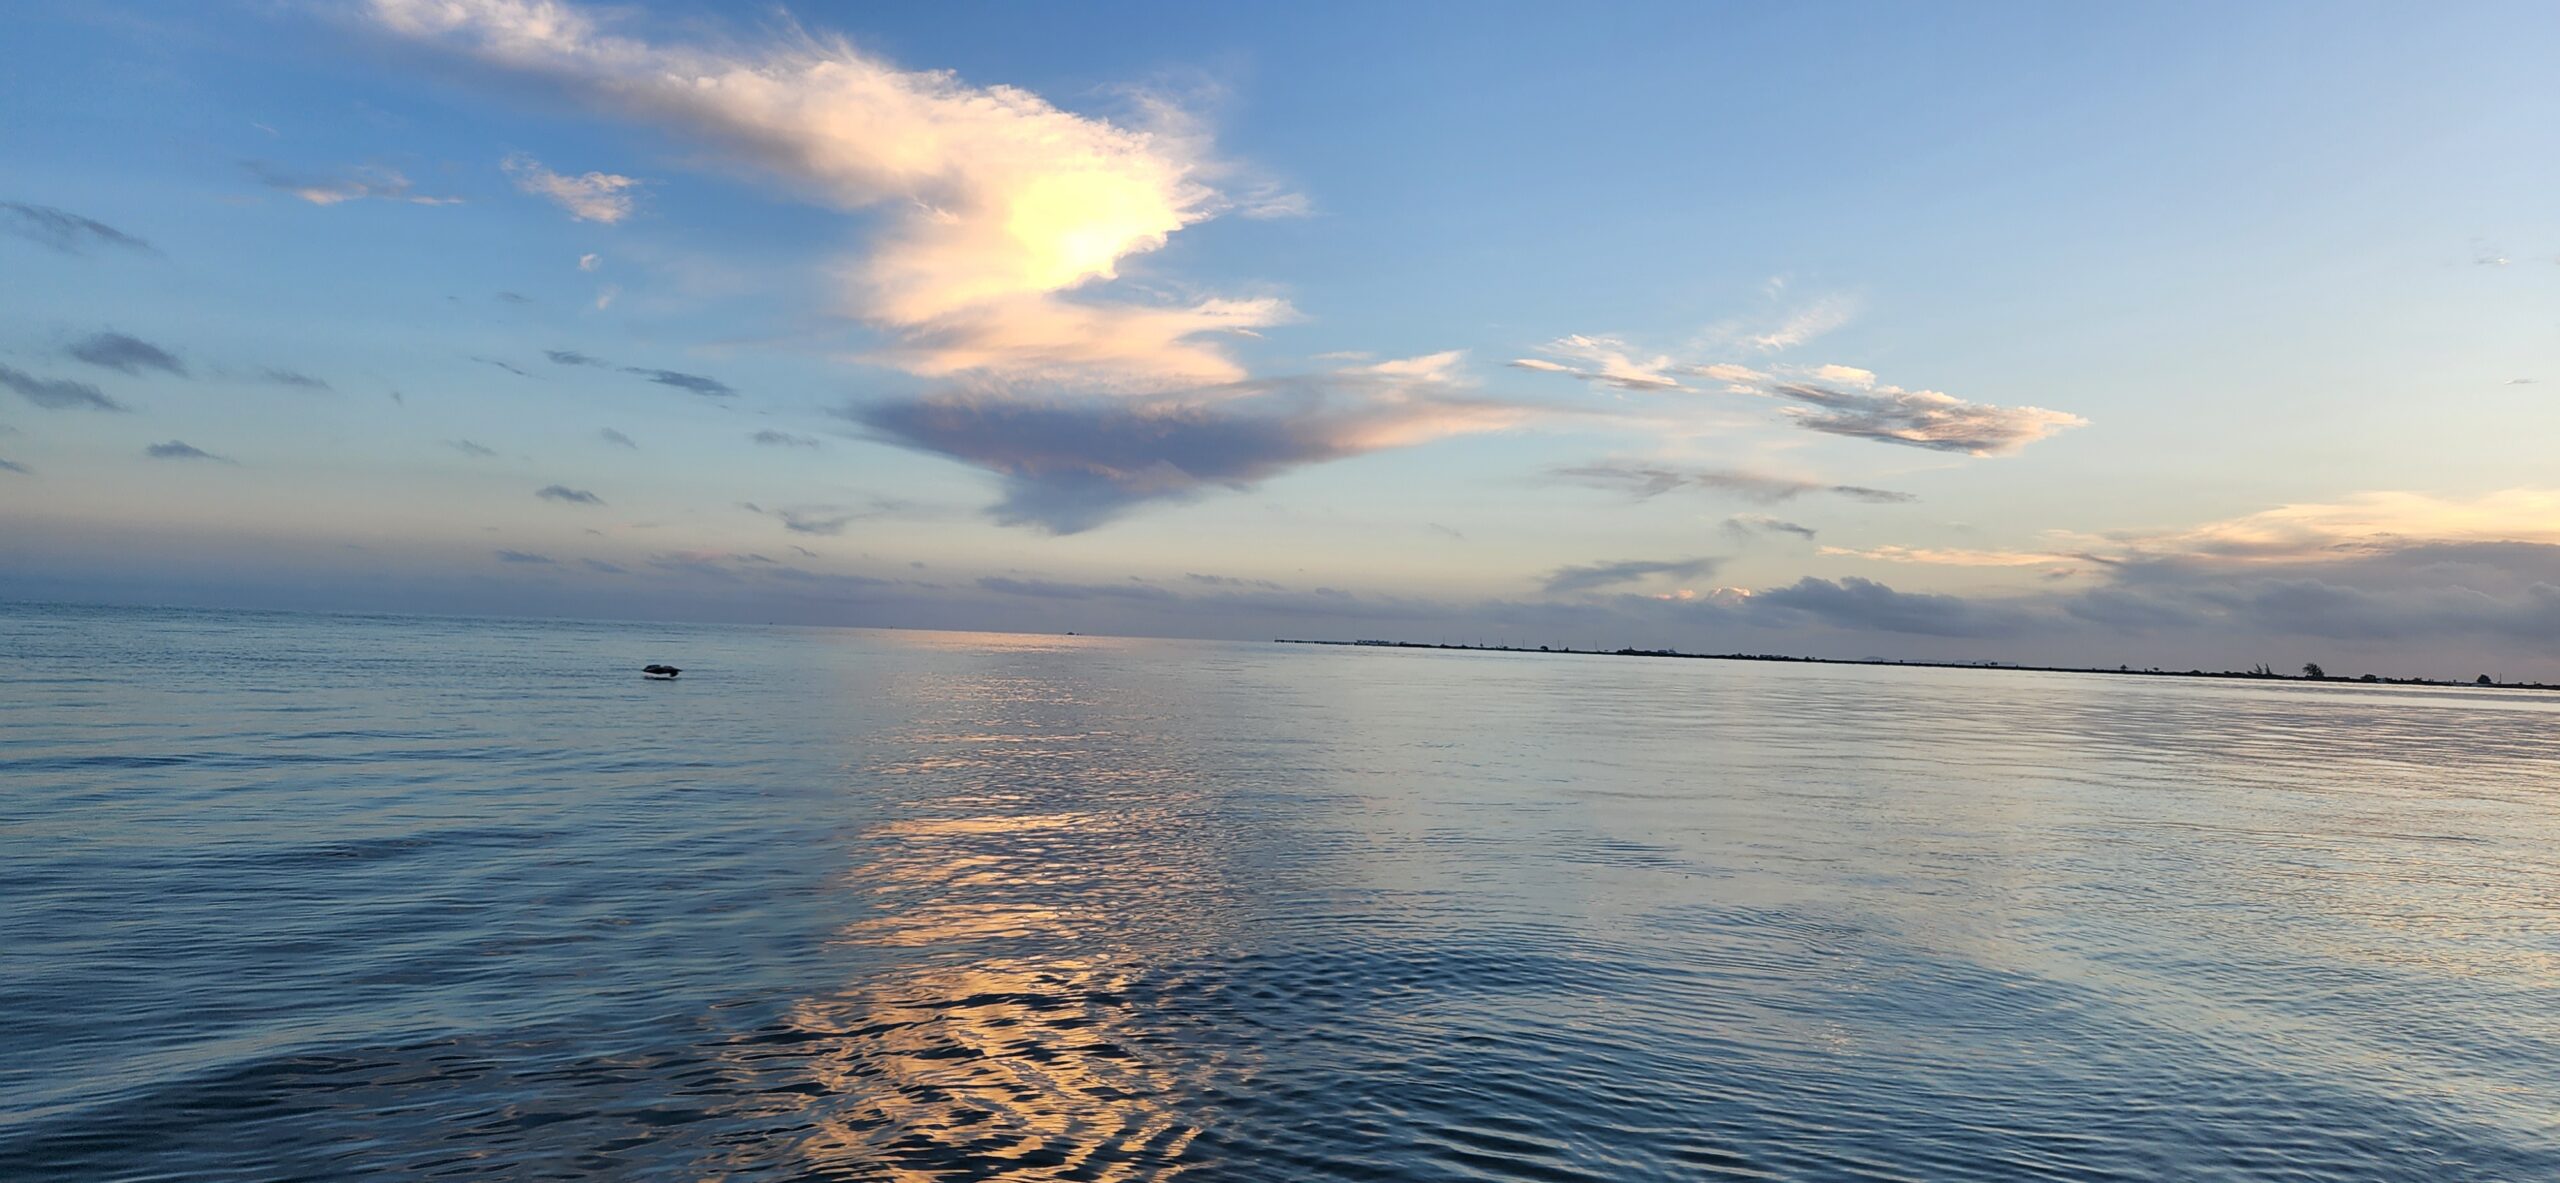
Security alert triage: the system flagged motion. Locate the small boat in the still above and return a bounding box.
[643,664,681,680]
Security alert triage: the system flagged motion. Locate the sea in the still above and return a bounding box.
[4,602,2557,1181]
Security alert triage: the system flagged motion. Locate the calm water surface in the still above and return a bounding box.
[4,603,2557,1181]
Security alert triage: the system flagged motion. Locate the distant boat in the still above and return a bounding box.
[642,664,681,680]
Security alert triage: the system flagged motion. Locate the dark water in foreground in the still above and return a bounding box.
[4,604,2558,1181]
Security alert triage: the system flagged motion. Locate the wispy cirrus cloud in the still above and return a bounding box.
[749,430,819,448]
[1511,319,2084,456]
[1819,543,2080,567]
[371,0,1288,388]
[145,440,229,462]
[1727,514,1819,541]
[1741,295,1857,352]
[625,367,733,398]
[1541,556,1723,595]
[495,549,554,563]
[536,484,603,504]
[2,202,156,255]
[1763,377,2084,456]
[742,498,913,535]
[247,161,461,206]
[66,331,187,376]
[1557,462,1914,504]
[0,365,126,411]
[597,427,637,449]
[252,367,332,392]
[446,439,499,458]
[502,153,639,223]
[1506,334,1685,391]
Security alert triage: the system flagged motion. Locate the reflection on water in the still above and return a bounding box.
[3,604,2560,1181]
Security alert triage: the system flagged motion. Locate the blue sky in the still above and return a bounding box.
[6,1,2560,677]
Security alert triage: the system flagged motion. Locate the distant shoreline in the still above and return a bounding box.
[1274,638,2560,693]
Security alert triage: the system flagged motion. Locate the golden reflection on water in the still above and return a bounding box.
[739,673,1234,1182]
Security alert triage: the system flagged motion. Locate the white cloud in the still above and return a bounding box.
[254,162,460,206]
[1506,334,1685,391]
[1819,544,2078,566]
[373,0,1279,388]
[503,155,638,223]
[1746,295,1856,351]
[578,252,601,271]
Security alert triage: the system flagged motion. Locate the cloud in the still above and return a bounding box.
[247,161,461,206]
[1557,462,1915,504]
[369,0,1283,387]
[535,484,603,504]
[1507,334,1685,391]
[495,549,554,563]
[67,331,187,377]
[1,202,156,255]
[597,427,637,449]
[578,253,601,272]
[1753,575,2027,637]
[1187,572,1286,590]
[749,429,819,448]
[546,350,604,367]
[255,367,331,391]
[1726,514,1818,541]
[1744,296,1856,351]
[624,367,734,397]
[502,153,639,222]
[742,501,898,536]
[496,290,534,304]
[1764,380,2086,455]
[580,558,626,574]
[978,575,1177,602]
[0,365,126,411]
[446,439,499,458]
[1509,326,2083,458]
[848,355,1527,532]
[145,440,228,462]
[1819,544,2079,566]
[477,356,535,377]
[1541,556,1722,595]
[0,458,30,475]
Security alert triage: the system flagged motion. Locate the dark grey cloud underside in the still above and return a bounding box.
[852,398,1368,534]
[145,440,225,461]
[495,550,555,564]
[0,365,126,411]
[68,331,187,377]
[1755,576,2026,637]
[1542,556,1722,595]
[0,458,30,475]
[599,428,637,449]
[536,484,603,504]
[627,368,734,397]
[1767,382,2067,455]
[1557,463,1915,505]
[750,430,818,447]
[1,202,155,255]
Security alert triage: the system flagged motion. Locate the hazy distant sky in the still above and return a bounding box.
[6,1,2560,677]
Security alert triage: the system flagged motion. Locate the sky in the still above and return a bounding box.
[5,0,2560,679]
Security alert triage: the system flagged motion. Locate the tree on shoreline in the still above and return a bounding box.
[2303,662,2325,679]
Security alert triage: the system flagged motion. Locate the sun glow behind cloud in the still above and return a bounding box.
[370,0,1285,388]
